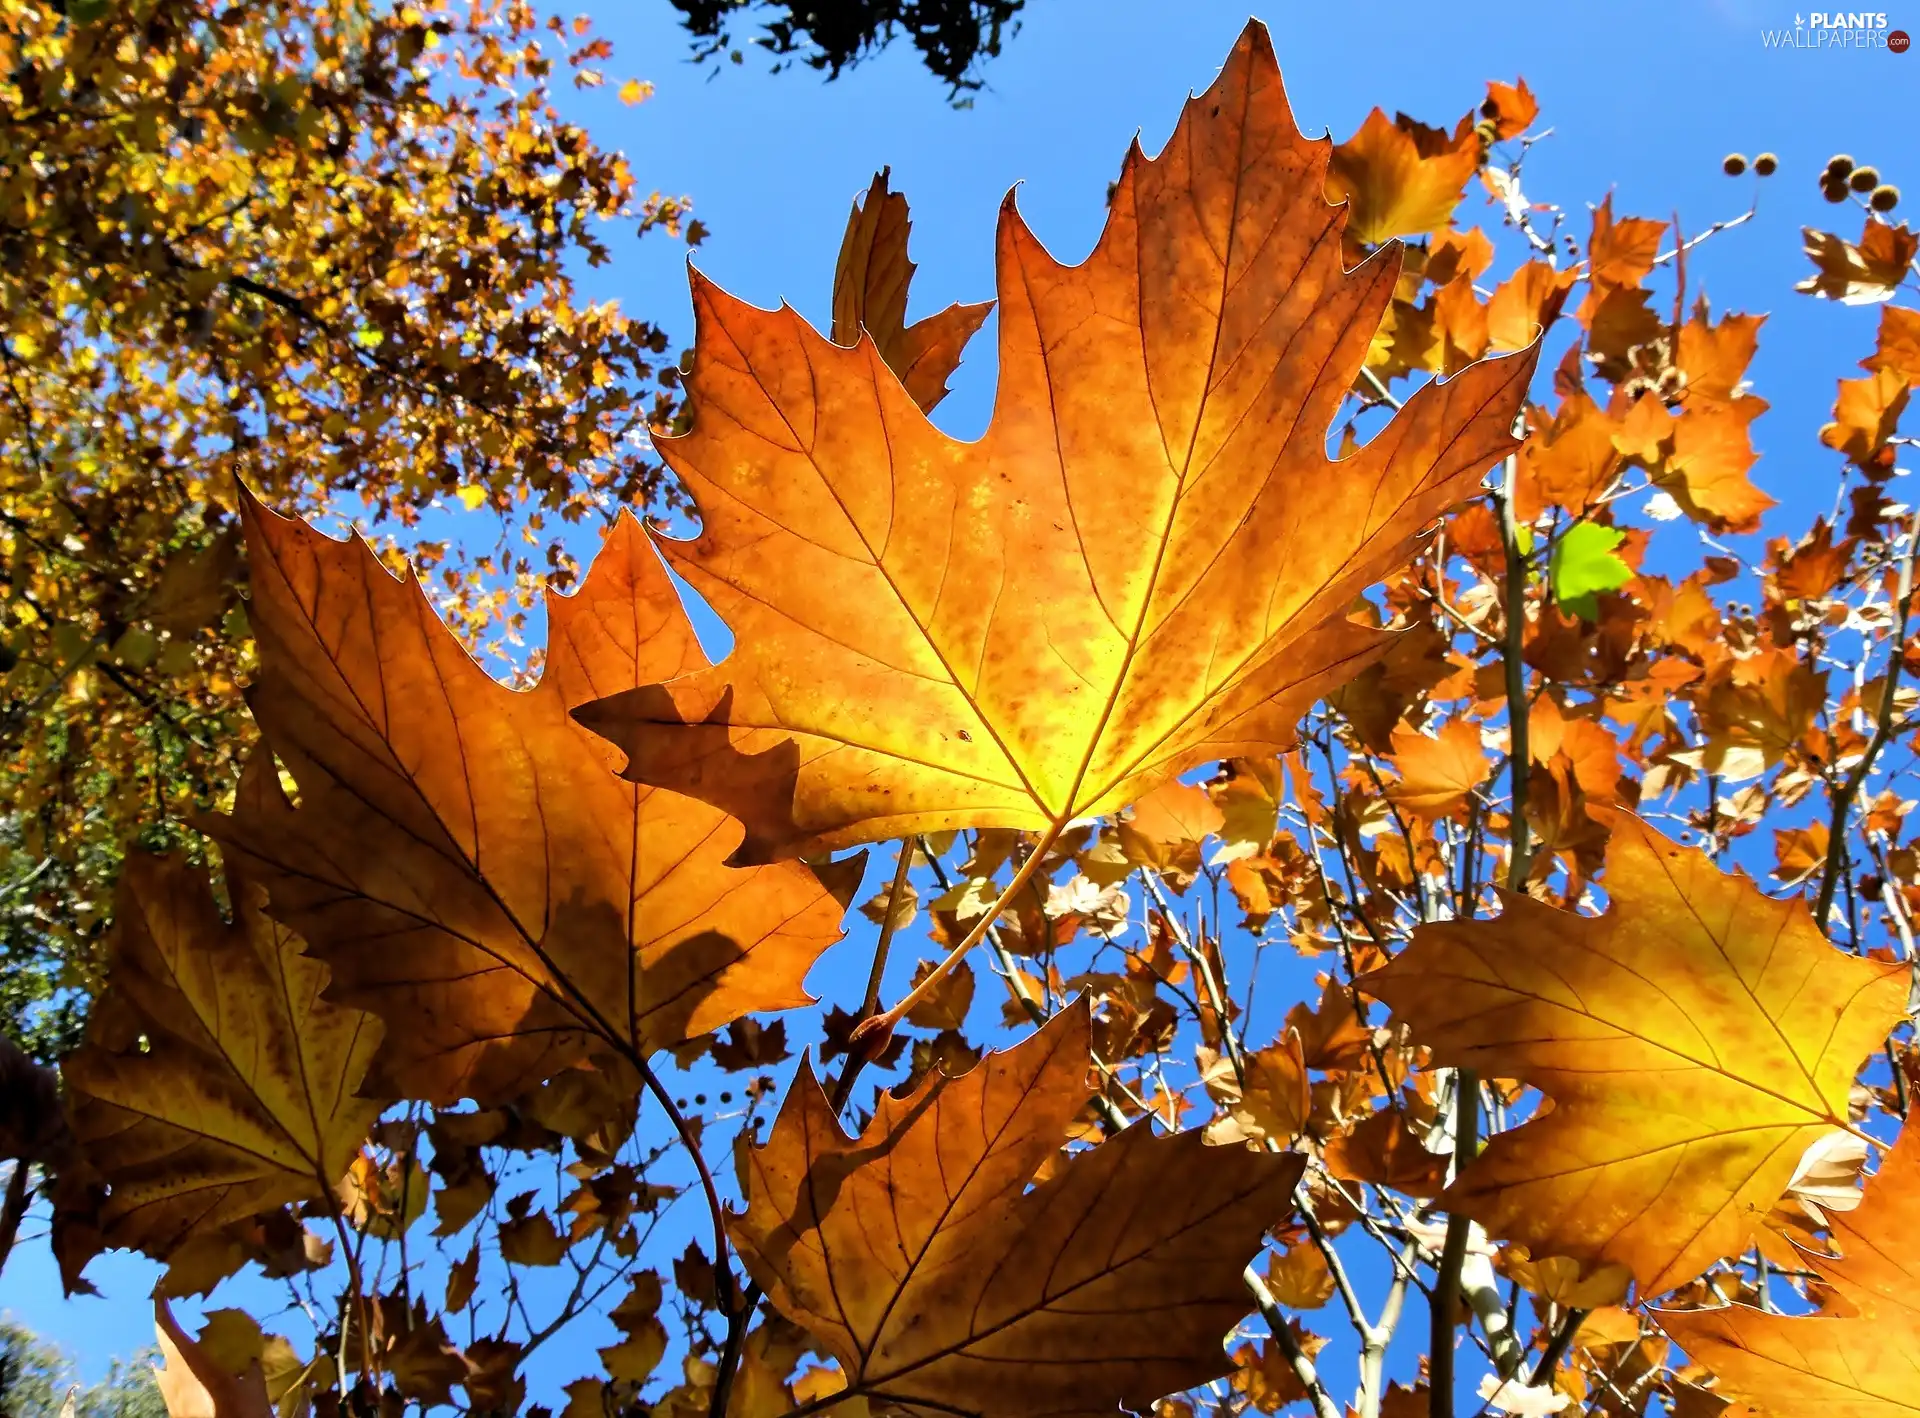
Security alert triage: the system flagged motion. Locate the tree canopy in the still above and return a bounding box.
[4,12,1920,1418]
[0,0,700,1057]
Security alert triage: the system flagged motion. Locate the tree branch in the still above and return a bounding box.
[1435,454,1534,1418]
[1247,1263,1344,1418]
[1360,1240,1421,1418]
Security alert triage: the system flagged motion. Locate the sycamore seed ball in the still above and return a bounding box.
[1828,153,1856,178]
[1723,153,1747,175]
[1823,176,1852,203]
[1850,165,1881,193]
[1754,152,1778,176]
[1872,184,1901,213]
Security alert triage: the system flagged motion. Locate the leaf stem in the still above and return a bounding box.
[853,819,1065,1047]
[633,1055,744,1418]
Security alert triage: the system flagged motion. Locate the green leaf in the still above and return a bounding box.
[1549,521,1631,621]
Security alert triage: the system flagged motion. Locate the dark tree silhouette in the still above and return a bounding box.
[668,0,1031,96]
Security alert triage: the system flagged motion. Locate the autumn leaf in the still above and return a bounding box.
[57,851,385,1273]
[1359,810,1906,1293]
[1486,262,1578,354]
[1686,646,1826,784]
[903,956,976,1030]
[1797,219,1919,305]
[1581,199,1668,302]
[1660,1120,1920,1418]
[833,168,994,414]
[1480,78,1539,141]
[1495,1249,1632,1310]
[1597,307,1776,535]
[154,1299,272,1418]
[1263,1239,1335,1310]
[730,999,1300,1418]
[1199,1032,1312,1146]
[498,1209,570,1266]
[1516,393,1623,518]
[1118,779,1227,887]
[577,22,1535,867]
[1384,716,1490,819]
[1234,1323,1329,1414]
[600,1273,669,1384]
[1326,108,1480,245]
[1324,1111,1450,1198]
[1865,305,1920,386]
[1661,400,1775,533]
[210,494,856,1103]
[1822,368,1909,471]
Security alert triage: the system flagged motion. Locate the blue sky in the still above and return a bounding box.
[6,0,1913,1396]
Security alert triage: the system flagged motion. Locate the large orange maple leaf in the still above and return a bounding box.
[730,999,1300,1418]
[1361,810,1906,1294]
[58,852,384,1269]
[577,20,1535,869]
[1660,1119,1920,1418]
[210,497,857,1103]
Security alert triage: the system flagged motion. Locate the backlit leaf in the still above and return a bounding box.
[578,23,1534,863]
[210,495,856,1102]
[731,999,1300,1418]
[1549,522,1632,620]
[58,853,385,1272]
[1661,1121,1920,1418]
[1360,811,1906,1293]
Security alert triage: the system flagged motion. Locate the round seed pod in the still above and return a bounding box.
[1723,153,1748,176]
[1871,184,1901,213]
[1754,152,1778,176]
[1850,165,1881,193]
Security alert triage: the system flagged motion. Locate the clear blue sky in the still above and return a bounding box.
[6,0,1911,1394]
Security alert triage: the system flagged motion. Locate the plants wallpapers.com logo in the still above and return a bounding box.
[1762,11,1911,46]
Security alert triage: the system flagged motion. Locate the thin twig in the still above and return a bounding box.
[325,1208,373,1389]
[1498,467,1534,891]
[829,842,918,1114]
[1815,509,1920,934]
